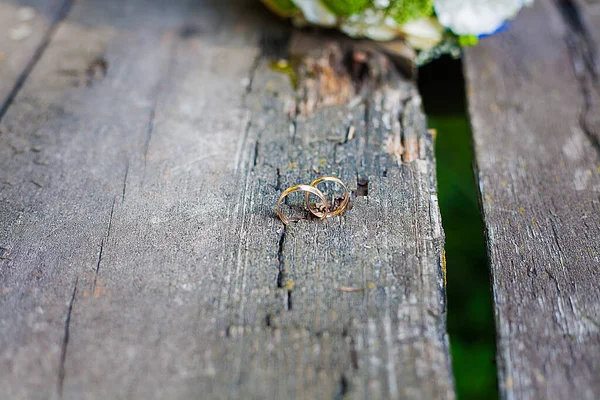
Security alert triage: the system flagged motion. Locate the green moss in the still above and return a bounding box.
[387,0,434,24]
[269,58,299,89]
[261,0,299,17]
[321,0,372,16]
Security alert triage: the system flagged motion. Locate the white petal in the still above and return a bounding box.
[341,8,399,41]
[400,18,444,49]
[434,0,526,36]
[373,0,390,7]
[341,23,398,41]
[294,0,337,26]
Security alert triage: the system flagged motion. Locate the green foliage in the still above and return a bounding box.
[458,35,479,47]
[431,114,499,400]
[387,0,434,24]
[261,0,299,17]
[321,0,372,16]
[419,57,499,400]
[263,0,436,24]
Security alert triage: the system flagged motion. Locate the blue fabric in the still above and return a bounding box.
[478,20,512,38]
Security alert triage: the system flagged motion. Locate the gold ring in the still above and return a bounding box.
[304,176,349,219]
[277,184,330,225]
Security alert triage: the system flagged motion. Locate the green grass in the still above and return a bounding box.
[418,57,498,400]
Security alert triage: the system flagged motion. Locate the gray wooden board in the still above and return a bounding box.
[0,0,70,117]
[464,0,600,398]
[0,0,454,398]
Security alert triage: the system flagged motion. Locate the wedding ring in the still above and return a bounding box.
[305,176,349,219]
[277,184,330,225]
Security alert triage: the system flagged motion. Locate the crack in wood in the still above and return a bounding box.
[245,52,262,95]
[92,240,104,294]
[0,3,453,395]
[333,374,349,400]
[464,1,600,396]
[558,0,598,78]
[252,141,259,168]
[348,335,359,370]
[276,227,286,289]
[57,277,78,398]
[286,289,293,311]
[355,177,369,198]
[559,0,600,156]
[121,160,129,203]
[341,324,359,371]
[106,199,115,240]
[0,0,74,123]
[275,167,281,191]
[275,224,296,311]
[92,199,116,293]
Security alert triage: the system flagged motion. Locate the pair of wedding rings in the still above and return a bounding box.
[277,176,349,225]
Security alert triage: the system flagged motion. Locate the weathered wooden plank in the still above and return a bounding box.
[0,0,453,398]
[464,0,600,398]
[0,0,70,117]
[0,0,180,397]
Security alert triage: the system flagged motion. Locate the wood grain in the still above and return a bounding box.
[0,0,453,398]
[0,0,71,118]
[464,0,600,398]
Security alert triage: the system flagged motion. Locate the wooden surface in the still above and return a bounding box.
[0,0,70,118]
[464,0,600,398]
[0,0,453,398]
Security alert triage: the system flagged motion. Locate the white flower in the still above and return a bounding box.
[341,8,399,41]
[400,18,444,50]
[434,0,531,36]
[341,12,444,49]
[293,0,337,26]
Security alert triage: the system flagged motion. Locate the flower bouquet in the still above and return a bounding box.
[261,0,533,64]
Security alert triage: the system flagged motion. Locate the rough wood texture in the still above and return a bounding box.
[0,0,453,398]
[0,0,70,117]
[464,0,600,398]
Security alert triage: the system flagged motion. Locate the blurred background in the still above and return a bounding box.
[419,56,498,400]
